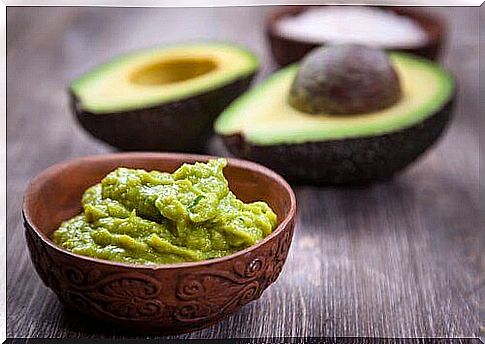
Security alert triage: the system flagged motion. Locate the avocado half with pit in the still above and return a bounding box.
[215,50,455,184]
[71,42,259,152]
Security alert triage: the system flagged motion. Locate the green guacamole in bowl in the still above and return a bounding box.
[52,158,277,265]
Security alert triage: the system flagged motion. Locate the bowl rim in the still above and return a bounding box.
[23,152,297,271]
[266,5,444,49]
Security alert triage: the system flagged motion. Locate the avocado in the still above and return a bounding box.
[71,42,259,152]
[289,45,402,115]
[215,52,455,184]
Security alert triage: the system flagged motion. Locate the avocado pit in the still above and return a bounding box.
[215,49,455,184]
[289,44,402,115]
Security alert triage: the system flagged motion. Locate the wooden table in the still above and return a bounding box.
[6,6,481,338]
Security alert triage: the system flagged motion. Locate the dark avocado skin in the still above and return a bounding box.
[72,74,255,152]
[222,96,454,185]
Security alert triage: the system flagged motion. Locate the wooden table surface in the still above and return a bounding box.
[6,6,482,339]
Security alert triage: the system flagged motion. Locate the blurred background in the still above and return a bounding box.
[6,7,480,156]
[7,6,481,338]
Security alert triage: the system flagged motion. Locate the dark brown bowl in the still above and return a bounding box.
[266,6,445,67]
[23,153,296,334]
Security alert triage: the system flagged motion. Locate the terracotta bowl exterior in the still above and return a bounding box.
[266,6,445,67]
[23,153,296,334]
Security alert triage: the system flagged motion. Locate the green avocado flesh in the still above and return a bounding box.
[215,53,454,145]
[52,159,277,265]
[71,43,259,114]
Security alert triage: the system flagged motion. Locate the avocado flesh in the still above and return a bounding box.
[215,53,454,145]
[71,42,259,114]
[215,53,455,184]
[71,42,258,152]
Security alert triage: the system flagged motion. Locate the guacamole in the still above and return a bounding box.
[52,159,277,265]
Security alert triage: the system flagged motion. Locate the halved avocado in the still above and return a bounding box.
[215,52,455,184]
[71,42,259,151]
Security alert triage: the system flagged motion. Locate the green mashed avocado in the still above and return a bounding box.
[52,159,278,265]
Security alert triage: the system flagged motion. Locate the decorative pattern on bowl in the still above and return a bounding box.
[23,153,297,334]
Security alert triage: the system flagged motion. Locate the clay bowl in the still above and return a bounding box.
[266,6,445,67]
[23,152,296,334]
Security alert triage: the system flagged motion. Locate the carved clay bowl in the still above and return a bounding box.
[266,6,445,67]
[23,152,296,334]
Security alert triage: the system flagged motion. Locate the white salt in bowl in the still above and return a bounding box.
[266,6,445,66]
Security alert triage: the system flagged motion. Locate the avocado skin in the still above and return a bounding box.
[72,74,255,152]
[221,97,454,185]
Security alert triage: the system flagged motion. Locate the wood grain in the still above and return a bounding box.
[6,6,481,338]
